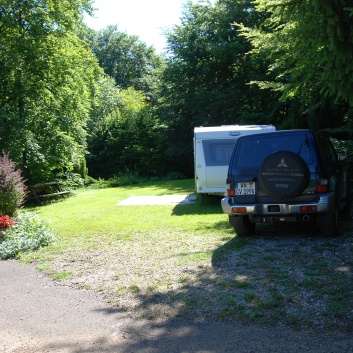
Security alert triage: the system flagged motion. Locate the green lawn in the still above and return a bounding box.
[26,178,228,247]
[21,179,353,332]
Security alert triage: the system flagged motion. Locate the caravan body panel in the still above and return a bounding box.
[194,125,276,196]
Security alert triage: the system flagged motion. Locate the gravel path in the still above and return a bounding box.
[1,260,353,353]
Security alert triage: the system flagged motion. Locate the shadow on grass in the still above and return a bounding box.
[172,195,223,216]
[115,178,196,195]
[129,219,352,330]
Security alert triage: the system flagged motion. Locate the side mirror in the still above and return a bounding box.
[337,150,347,162]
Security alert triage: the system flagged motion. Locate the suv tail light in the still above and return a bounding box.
[226,178,235,196]
[300,205,317,212]
[226,184,234,196]
[232,207,247,213]
[317,179,328,193]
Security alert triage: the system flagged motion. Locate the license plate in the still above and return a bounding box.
[236,182,255,195]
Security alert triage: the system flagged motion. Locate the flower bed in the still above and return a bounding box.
[0,215,15,229]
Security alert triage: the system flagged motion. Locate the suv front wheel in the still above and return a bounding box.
[229,215,256,236]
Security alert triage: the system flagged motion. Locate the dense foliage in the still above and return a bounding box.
[238,0,353,132]
[86,25,163,101]
[84,28,166,178]
[240,0,353,106]
[1,0,352,182]
[155,0,282,175]
[0,0,101,184]
[87,80,166,178]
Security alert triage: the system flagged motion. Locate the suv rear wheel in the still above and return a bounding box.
[229,215,256,236]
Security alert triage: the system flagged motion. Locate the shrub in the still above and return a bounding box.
[0,152,27,216]
[0,212,56,260]
[331,139,353,179]
[57,171,85,189]
[163,171,187,180]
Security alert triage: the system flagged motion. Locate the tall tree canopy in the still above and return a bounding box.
[154,0,280,176]
[87,25,163,102]
[239,0,353,108]
[83,26,166,178]
[0,0,101,183]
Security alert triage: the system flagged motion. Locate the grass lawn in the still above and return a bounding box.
[21,179,353,331]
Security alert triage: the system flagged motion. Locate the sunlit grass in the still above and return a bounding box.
[24,179,229,260]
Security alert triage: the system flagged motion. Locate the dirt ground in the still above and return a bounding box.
[1,260,352,353]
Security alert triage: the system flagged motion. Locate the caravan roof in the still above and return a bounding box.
[194,125,276,139]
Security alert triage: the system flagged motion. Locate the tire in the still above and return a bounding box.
[260,151,310,200]
[317,200,339,237]
[229,215,256,236]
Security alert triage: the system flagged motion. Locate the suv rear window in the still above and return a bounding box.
[231,132,315,171]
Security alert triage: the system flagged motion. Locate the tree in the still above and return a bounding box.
[87,77,165,178]
[0,0,102,183]
[155,0,280,176]
[87,25,163,102]
[239,0,353,108]
[83,25,169,178]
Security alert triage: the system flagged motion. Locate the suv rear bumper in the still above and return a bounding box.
[221,192,335,221]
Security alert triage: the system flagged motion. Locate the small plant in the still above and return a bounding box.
[58,172,85,189]
[0,151,27,216]
[0,214,15,229]
[0,212,55,260]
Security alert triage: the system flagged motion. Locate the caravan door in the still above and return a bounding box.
[195,138,237,195]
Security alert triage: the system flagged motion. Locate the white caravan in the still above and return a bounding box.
[194,125,276,198]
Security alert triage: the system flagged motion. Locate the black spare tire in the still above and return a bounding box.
[260,151,309,200]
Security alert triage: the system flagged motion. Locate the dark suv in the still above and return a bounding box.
[221,130,351,237]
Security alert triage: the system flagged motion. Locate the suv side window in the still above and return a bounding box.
[317,134,337,168]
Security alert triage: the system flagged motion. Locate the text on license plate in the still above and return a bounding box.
[236,182,255,195]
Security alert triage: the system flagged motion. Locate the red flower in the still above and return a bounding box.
[0,215,15,229]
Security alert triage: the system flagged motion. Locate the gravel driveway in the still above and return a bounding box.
[1,260,353,353]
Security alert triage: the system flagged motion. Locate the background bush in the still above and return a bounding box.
[0,152,27,216]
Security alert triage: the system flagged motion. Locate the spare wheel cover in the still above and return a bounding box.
[260,151,309,199]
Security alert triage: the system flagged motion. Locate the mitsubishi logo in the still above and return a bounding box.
[277,158,288,167]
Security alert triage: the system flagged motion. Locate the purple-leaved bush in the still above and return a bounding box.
[0,152,27,216]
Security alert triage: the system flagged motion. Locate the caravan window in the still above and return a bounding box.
[202,139,236,166]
